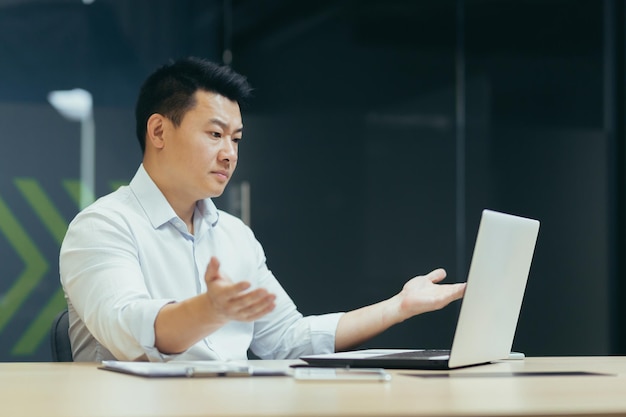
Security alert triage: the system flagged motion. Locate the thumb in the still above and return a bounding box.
[427,268,447,283]
[205,257,222,283]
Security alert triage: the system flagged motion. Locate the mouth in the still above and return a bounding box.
[211,170,230,181]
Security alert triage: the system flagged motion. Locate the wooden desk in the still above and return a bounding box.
[1,357,626,417]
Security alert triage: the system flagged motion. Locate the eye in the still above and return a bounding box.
[210,131,222,138]
[233,137,242,144]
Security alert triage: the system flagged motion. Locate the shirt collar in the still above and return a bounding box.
[129,164,219,230]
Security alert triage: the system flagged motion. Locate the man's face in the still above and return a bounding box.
[161,90,242,202]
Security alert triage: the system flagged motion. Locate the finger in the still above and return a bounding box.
[213,286,268,315]
[229,288,274,311]
[427,268,447,283]
[209,280,251,302]
[206,281,255,320]
[230,288,273,311]
[245,301,276,321]
[439,283,466,304]
[429,283,467,311]
[205,257,250,296]
[234,294,276,321]
[452,282,467,299]
[204,257,222,283]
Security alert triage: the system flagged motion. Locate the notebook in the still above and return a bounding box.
[301,209,540,370]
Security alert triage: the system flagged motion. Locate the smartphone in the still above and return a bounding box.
[293,367,391,382]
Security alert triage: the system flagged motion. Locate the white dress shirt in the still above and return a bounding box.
[60,164,342,362]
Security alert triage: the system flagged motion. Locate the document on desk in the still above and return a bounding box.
[99,361,287,378]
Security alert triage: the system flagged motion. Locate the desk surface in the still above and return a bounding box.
[1,357,626,417]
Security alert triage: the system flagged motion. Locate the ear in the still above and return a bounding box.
[146,114,166,150]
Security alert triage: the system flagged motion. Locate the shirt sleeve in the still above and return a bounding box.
[252,311,344,359]
[242,232,344,359]
[60,208,173,361]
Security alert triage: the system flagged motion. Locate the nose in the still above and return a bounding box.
[219,138,238,162]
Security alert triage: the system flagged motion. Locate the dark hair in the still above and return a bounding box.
[134,57,253,153]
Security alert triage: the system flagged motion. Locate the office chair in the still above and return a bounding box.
[50,309,73,362]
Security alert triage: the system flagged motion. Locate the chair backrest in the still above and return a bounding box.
[50,309,73,362]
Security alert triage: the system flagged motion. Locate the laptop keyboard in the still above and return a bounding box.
[375,349,451,359]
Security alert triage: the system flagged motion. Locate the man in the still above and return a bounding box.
[60,57,466,362]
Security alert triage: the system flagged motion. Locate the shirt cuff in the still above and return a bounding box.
[309,312,344,354]
[125,299,179,362]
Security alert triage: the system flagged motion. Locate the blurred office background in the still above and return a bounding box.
[0,0,624,361]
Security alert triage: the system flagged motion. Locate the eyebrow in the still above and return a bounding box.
[210,118,243,133]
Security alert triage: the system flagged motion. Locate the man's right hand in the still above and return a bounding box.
[204,256,276,323]
[154,256,275,355]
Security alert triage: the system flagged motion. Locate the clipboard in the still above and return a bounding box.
[99,360,287,378]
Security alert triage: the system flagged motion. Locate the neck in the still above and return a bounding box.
[186,211,195,234]
[143,162,196,234]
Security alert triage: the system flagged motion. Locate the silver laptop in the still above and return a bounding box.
[301,209,540,370]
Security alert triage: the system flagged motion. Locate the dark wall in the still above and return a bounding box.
[229,0,620,355]
[230,0,621,355]
[0,0,623,361]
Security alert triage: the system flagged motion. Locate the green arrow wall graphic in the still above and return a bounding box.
[15,178,69,243]
[12,287,66,355]
[63,179,94,209]
[1,178,129,357]
[10,178,71,354]
[0,195,48,332]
